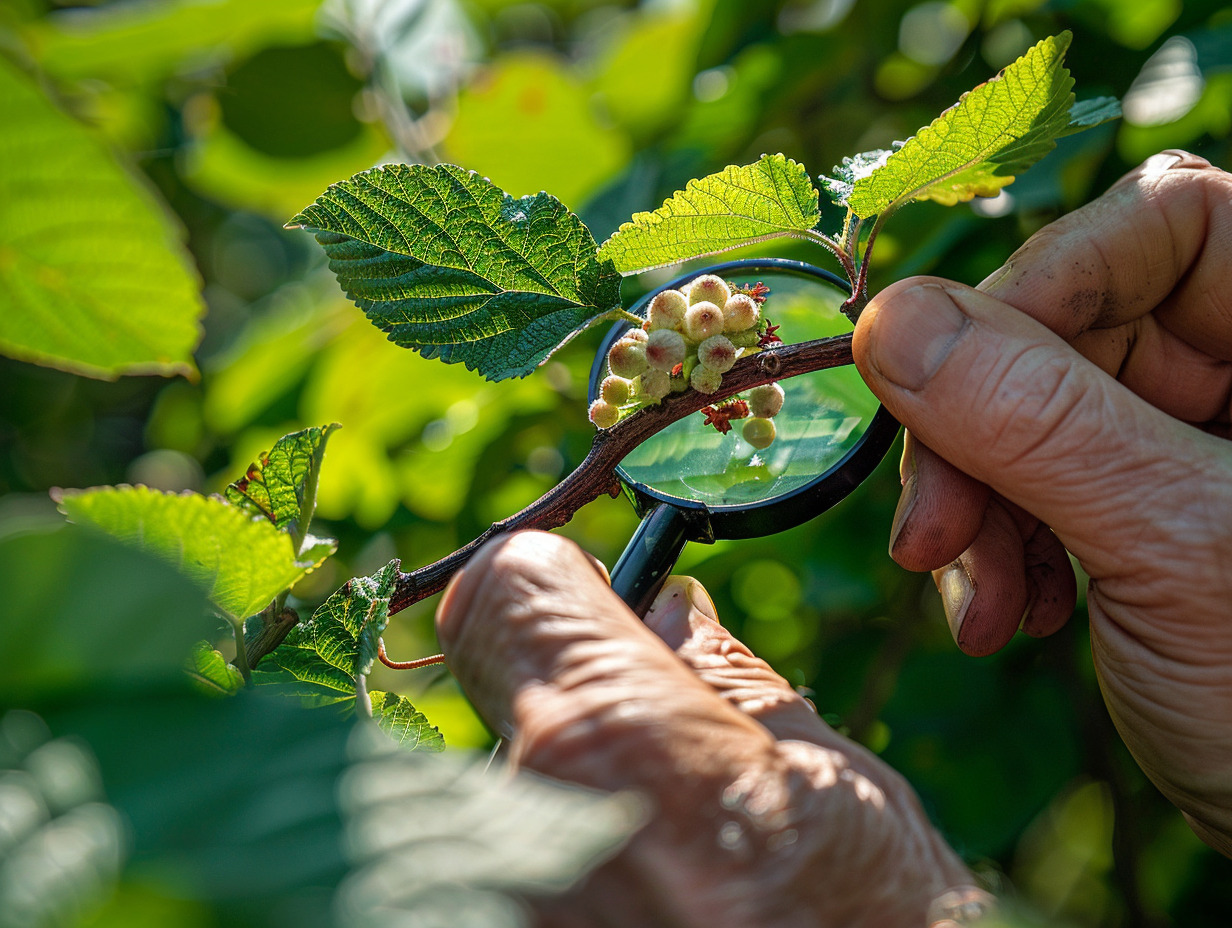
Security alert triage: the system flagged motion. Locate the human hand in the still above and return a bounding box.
[852,151,1232,856]
[435,531,988,927]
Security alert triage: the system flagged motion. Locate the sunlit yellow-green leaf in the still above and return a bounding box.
[839,33,1091,219]
[597,154,822,274]
[0,58,203,380]
[56,486,333,620]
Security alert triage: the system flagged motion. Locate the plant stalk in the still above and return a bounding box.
[387,332,856,615]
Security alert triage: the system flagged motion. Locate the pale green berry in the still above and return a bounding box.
[646,328,687,371]
[608,339,648,378]
[723,294,760,332]
[728,328,761,348]
[698,334,737,373]
[601,375,633,405]
[589,399,620,429]
[647,289,688,331]
[690,365,722,394]
[742,416,776,449]
[686,274,731,307]
[637,368,672,401]
[684,301,724,342]
[747,383,785,418]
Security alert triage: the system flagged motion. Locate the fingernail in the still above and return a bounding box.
[869,283,969,390]
[888,449,918,557]
[977,263,1014,296]
[644,577,717,641]
[937,561,975,643]
[1140,152,1182,176]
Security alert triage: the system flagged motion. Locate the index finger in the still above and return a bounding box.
[980,151,1232,361]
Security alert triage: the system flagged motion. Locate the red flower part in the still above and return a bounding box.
[758,321,782,348]
[699,399,750,434]
[671,362,683,377]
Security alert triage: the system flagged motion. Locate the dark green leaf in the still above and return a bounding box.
[0,58,203,380]
[287,164,621,381]
[839,33,1082,218]
[1062,96,1123,134]
[338,727,643,926]
[596,154,822,273]
[0,524,214,701]
[224,423,339,545]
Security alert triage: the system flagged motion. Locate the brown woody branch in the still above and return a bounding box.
[387,332,856,615]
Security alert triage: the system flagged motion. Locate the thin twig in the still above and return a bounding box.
[388,332,856,615]
[378,638,446,670]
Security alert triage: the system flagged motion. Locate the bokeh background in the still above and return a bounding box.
[2,0,1231,924]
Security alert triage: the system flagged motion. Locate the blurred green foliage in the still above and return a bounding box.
[3,0,1232,924]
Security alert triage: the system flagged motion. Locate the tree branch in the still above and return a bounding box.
[388,332,856,615]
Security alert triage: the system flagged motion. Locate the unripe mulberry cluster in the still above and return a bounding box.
[589,275,787,449]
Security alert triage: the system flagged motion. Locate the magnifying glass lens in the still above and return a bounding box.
[618,270,879,507]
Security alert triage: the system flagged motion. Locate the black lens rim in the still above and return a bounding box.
[587,257,900,541]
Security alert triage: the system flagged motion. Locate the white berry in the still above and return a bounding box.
[608,339,648,378]
[646,328,687,371]
[697,335,737,373]
[723,294,760,332]
[637,368,672,400]
[647,289,688,331]
[686,274,731,307]
[747,383,784,418]
[684,301,724,342]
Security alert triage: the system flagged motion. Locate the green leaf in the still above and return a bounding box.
[0,523,215,702]
[596,153,822,274]
[1062,96,1123,134]
[369,691,445,753]
[224,423,339,544]
[287,163,621,381]
[186,641,245,697]
[55,485,334,621]
[340,727,643,925]
[0,58,203,380]
[840,33,1081,219]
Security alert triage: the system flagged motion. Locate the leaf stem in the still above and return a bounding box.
[231,618,252,685]
[802,229,856,286]
[387,332,857,615]
[378,638,447,670]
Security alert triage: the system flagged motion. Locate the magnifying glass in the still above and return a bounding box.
[588,257,900,616]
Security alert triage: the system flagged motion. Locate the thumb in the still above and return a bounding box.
[853,277,1213,579]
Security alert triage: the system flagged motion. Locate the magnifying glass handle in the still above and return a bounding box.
[610,504,699,617]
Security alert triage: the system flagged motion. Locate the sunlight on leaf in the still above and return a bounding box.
[835,33,1113,219]
[186,641,245,697]
[288,163,622,381]
[0,58,203,380]
[224,423,339,544]
[369,691,445,752]
[597,154,822,274]
[253,560,443,751]
[55,486,333,620]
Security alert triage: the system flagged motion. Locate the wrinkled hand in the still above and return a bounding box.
[853,151,1232,856]
[436,532,985,927]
